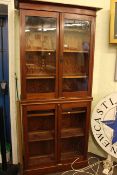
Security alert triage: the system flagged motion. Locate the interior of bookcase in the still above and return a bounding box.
[60,106,86,159]
[24,16,91,94]
[27,109,56,165]
[61,137,85,160]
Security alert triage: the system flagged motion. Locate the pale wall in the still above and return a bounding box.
[34,0,103,8]
[89,0,117,157]
[14,0,117,162]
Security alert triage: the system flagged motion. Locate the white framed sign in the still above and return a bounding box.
[91,93,117,158]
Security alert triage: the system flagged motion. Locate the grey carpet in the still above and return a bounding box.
[48,152,117,175]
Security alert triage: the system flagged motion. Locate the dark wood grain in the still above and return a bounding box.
[19,1,97,174]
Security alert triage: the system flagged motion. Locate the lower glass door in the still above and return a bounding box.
[23,104,57,168]
[60,104,87,161]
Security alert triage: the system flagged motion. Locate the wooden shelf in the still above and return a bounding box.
[63,75,87,79]
[28,112,55,117]
[26,49,55,52]
[26,49,88,53]
[26,74,87,79]
[28,130,54,142]
[61,152,83,160]
[29,154,55,166]
[64,28,88,33]
[62,110,85,115]
[26,75,55,79]
[64,50,89,53]
[61,128,84,138]
[30,154,54,160]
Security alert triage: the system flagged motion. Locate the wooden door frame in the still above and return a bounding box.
[0,0,18,164]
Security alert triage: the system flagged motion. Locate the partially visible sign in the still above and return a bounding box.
[110,0,117,43]
[91,93,117,158]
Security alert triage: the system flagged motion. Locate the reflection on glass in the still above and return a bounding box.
[25,16,57,94]
[25,16,56,50]
[63,19,91,92]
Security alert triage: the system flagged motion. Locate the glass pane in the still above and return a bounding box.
[61,106,86,160]
[29,141,55,166]
[25,16,57,94]
[63,19,91,92]
[61,137,84,160]
[27,109,56,165]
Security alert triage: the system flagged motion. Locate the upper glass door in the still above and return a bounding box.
[59,14,93,97]
[20,10,59,99]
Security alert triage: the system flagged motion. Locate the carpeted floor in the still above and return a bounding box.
[48,152,117,175]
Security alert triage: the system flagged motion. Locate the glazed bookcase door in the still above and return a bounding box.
[59,13,95,98]
[20,10,59,99]
[58,102,90,163]
[22,104,57,169]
